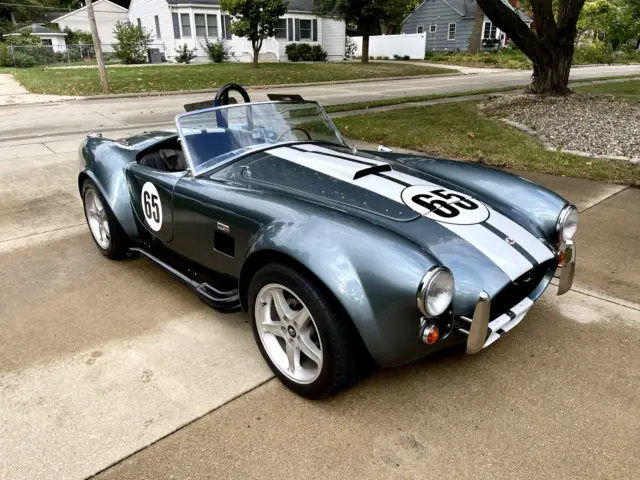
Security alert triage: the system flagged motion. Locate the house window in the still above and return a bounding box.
[172,13,181,39]
[137,18,141,27]
[181,13,192,37]
[195,14,206,37]
[429,24,437,33]
[222,15,232,39]
[154,15,161,39]
[483,21,497,39]
[274,18,287,39]
[207,14,218,37]
[299,19,312,40]
[448,23,456,40]
[416,25,424,34]
[41,38,53,46]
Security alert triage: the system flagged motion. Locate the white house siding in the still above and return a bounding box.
[55,0,128,53]
[321,18,345,61]
[129,0,174,58]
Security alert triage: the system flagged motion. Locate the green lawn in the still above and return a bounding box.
[8,62,453,96]
[334,102,639,186]
[574,79,640,100]
[424,46,640,70]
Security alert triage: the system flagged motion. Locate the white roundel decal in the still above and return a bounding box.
[141,182,163,232]
[401,185,489,225]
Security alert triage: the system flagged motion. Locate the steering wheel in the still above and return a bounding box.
[275,127,312,142]
[215,84,251,105]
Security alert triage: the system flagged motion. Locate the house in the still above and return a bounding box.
[52,0,129,53]
[401,0,532,52]
[128,0,346,62]
[2,24,68,52]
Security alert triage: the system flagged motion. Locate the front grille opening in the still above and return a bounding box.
[490,258,556,320]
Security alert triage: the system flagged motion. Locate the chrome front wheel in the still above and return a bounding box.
[255,283,323,384]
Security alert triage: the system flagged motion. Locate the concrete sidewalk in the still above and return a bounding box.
[0,74,79,106]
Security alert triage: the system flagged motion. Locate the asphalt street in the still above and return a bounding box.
[1,63,640,140]
[1,66,640,479]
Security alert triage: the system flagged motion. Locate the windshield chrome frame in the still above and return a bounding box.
[174,100,349,178]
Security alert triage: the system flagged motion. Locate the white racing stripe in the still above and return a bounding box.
[271,147,405,203]
[269,146,549,280]
[486,210,555,263]
[296,144,387,165]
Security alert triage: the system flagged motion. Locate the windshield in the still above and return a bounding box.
[176,101,346,175]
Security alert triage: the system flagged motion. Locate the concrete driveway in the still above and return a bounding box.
[1,126,639,479]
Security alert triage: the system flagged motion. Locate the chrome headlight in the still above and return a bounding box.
[417,266,454,318]
[557,205,578,243]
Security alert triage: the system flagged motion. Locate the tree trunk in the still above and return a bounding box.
[469,5,485,53]
[361,24,370,64]
[252,39,262,68]
[530,49,572,94]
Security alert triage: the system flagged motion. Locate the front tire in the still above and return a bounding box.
[82,179,128,259]
[248,263,363,399]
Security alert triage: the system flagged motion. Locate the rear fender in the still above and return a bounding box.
[78,137,140,241]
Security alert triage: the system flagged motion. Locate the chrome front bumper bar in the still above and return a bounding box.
[557,240,576,296]
[461,241,576,354]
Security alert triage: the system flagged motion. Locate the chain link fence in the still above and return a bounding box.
[3,44,167,68]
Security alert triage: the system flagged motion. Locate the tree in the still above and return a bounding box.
[219,0,287,68]
[381,0,420,34]
[63,27,93,45]
[112,21,151,64]
[475,0,588,94]
[468,5,486,53]
[315,0,390,63]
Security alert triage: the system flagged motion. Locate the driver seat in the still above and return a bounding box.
[139,148,187,172]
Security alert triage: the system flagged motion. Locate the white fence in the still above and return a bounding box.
[349,33,426,59]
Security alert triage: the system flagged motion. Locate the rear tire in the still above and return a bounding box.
[82,179,128,259]
[248,263,363,399]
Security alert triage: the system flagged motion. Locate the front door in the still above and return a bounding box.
[125,164,184,243]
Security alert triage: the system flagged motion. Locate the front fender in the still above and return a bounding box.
[78,137,140,241]
[243,215,442,366]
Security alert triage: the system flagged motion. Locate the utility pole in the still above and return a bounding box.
[86,0,109,93]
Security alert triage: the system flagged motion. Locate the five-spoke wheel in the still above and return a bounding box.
[249,263,363,399]
[81,179,128,259]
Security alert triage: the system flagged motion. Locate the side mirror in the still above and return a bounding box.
[377,145,393,153]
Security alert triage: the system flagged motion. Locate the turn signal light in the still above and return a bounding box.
[558,250,565,265]
[422,325,440,345]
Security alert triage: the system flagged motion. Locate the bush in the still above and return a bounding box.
[12,51,37,67]
[573,42,614,65]
[345,36,357,57]
[175,43,196,63]
[0,44,12,67]
[201,38,231,63]
[112,21,151,64]
[285,43,327,61]
[403,55,410,60]
[63,27,93,45]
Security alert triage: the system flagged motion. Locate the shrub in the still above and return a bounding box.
[63,27,93,45]
[0,44,12,67]
[175,43,196,64]
[345,36,357,57]
[112,21,151,64]
[201,38,231,63]
[12,51,37,67]
[285,43,327,61]
[573,42,614,65]
[403,55,410,60]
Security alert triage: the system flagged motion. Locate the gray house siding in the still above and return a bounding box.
[402,0,472,51]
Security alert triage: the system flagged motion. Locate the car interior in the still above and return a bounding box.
[137,84,253,173]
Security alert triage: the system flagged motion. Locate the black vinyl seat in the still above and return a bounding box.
[139,148,187,172]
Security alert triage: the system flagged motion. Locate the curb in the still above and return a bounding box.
[76,71,464,102]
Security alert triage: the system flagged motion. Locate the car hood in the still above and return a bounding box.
[229,143,559,301]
